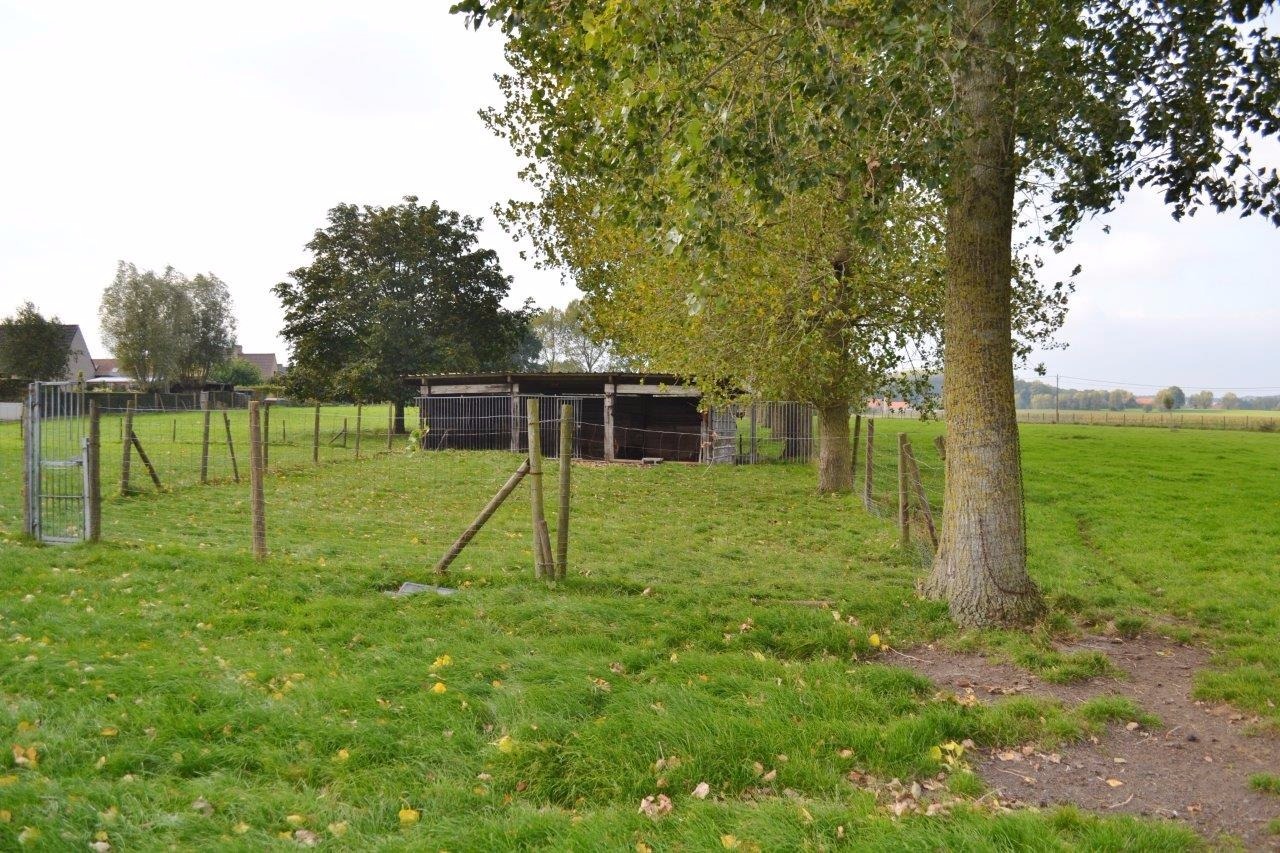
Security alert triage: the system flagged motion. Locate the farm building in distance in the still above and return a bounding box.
[413,372,735,463]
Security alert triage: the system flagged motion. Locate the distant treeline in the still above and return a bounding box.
[1013,379,1280,411]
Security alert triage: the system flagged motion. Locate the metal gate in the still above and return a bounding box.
[23,381,92,543]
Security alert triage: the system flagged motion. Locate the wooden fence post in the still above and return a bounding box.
[851,414,862,480]
[433,459,530,575]
[555,402,572,580]
[342,417,348,448]
[897,432,909,546]
[902,437,937,551]
[223,410,240,483]
[313,404,321,464]
[355,404,362,459]
[87,401,101,542]
[120,401,134,496]
[248,401,266,560]
[131,432,163,490]
[262,401,271,469]
[387,402,394,451]
[862,418,875,511]
[171,418,176,443]
[526,398,554,578]
[200,394,211,485]
[933,434,946,461]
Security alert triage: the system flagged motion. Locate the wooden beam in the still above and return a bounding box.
[614,383,699,396]
[428,382,511,395]
[603,383,616,462]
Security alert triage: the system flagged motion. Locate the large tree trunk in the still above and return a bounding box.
[815,399,853,494]
[923,0,1043,626]
[394,400,407,435]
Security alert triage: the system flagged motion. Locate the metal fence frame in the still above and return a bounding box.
[23,381,91,543]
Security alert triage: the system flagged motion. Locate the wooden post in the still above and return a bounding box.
[603,384,616,462]
[87,401,101,542]
[262,402,270,469]
[387,402,394,451]
[897,432,909,546]
[556,402,572,580]
[902,437,937,550]
[131,433,162,489]
[862,418,874,511]
[313,404,321,464]
[172,418,176,443]
[355,404,362,459]
[933,434,946,461]
[223,410,240,483]
[248,401,266,560]
[21,389,33,537]
[200,394,212,485]
[851,414,862,480]
[120,401,134,496]
[749,402,758,463]
[509,382,521,452]
[433,459,531,575]
[342,417,348,448]
[526,398,554,577]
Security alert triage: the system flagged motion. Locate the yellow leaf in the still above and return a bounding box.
[398,807,420,825]
[636,844,653,853]
[335,748,350,761]
[929,745,943,761]
[286,814,305,826]
[0,809,10,822]
[430,682,447,694]
[1106,779,1124,788]
[432,654,453,668]
[328,821,348,836]
[100,727,119,737]
[721,835,740,849]
[0,775,18,786]
[495,735,516,754]
[751,651,766,662]
[868,634,881,648]
[233,822,250,834]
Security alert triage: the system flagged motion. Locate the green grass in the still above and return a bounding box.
[2,416,1276,848]
[1251,773,1280,795]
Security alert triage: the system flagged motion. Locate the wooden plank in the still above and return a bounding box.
[614,383,700,396]
[428,383,511,395]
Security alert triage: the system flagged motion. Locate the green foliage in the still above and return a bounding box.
[528,299,613,372]
[1156,386,1187,411]
[210,357,263,387]
[1250,773,1280,795]
[274,197,534,404]
[98,263,236,390]
[0,302,71,380]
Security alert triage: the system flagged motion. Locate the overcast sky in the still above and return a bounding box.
[1,1,1277,395]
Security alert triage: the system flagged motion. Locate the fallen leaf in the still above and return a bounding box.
[997,751,1022,762]
[286,814,305,826]
[233,822,250,834]
[327,822,348,837]
[432,654,453,668]
[721,835,739,849]
[100,727,118,737]
[191,798,214,816]
[638,794,673,819]
[430,682,447,694]
[1106,779,1124,788]
[692,781,711,799]
[869,634,882,648]
[398,807,420,825]
[495,735,516,754]
[1125,721,1139,731]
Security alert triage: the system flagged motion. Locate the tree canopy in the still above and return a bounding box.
[528,299,615,372]
[274,197,535,410]
[458,0,1279,626]
[100,263,236,391]
[0,302,73,380]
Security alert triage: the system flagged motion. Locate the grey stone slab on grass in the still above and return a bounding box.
[386,582,458,598]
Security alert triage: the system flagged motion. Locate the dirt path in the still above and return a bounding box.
[903,636,1280,849]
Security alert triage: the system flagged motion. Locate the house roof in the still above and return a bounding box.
[0,323,82,349]
[239,352,278,374]
[94,358,122,377]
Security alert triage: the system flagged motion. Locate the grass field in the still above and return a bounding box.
[1,413,1277,848]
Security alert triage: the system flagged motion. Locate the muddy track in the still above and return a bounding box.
[904,636,1280,849]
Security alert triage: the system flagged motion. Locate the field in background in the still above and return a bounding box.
[0,418,1277,847]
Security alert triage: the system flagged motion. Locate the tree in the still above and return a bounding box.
[1109,389,1135,410]
[182,274,236,385]
[1189,390,1215,410]
[1221,392,1241,410]
[529,299,613,372]
[100,263,195,390]
[458,0,1278,626]
[210,357,263,387]
[1158,386,1187,409]
[0,302,72,380]
[274,197,533,431]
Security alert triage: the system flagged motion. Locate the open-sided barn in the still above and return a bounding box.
[413,372,733,463]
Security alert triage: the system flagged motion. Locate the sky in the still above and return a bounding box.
[1,1,1277,396]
